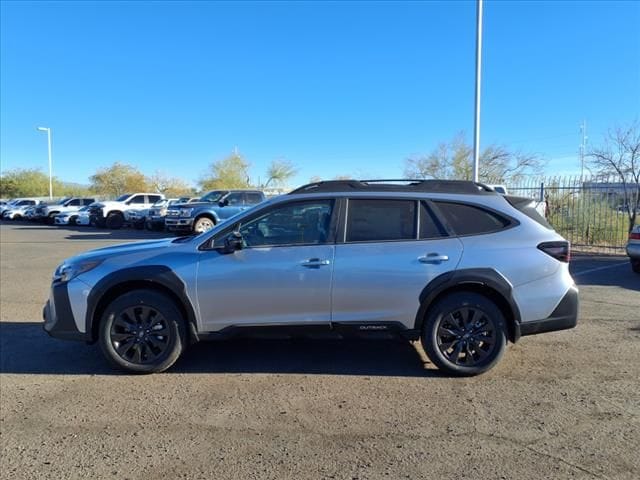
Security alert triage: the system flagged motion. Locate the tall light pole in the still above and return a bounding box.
[472,0,483,183]
[37,127,53,199]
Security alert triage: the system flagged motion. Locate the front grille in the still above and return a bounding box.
[166,209,180,217]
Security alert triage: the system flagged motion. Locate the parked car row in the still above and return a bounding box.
[1,189,268,234]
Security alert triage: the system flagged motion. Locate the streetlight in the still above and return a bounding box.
[37,127,53,199]
[472,0,483,183]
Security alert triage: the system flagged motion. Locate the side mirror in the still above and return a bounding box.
[222,231,243,254]
[219,198,229,207]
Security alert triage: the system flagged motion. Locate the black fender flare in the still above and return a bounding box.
[414,268,523,342]
[85,266,198,343]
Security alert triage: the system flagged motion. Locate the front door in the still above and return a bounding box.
[196,199,336,331]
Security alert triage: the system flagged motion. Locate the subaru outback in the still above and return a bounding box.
[43,180,578,376]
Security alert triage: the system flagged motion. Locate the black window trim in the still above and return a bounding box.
[199,197,341,251]
[429,200,520,238]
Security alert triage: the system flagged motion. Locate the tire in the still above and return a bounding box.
[133,220,144,230]
[106,212,124,229]
[98,289,187,374]
[632,259,640,274]
[421,292,507,376]
[47,213,57,225]
[145,220,154,231]
[193,216,216,234]
[69,216,78,226]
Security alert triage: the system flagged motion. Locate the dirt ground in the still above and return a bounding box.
[1,223,639,479]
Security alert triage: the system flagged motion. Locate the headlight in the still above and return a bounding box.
[53,259,103,283]
[179,208,193,216]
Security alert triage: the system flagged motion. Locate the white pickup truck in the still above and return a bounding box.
[88,193,164,229]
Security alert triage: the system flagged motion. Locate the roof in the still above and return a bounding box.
[289,179,495,195]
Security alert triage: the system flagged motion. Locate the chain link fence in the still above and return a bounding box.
[503,176,638,254]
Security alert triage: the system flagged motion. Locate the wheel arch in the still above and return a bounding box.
[414,268,522,343]
[194,211,218,223]
[86,266,198,345]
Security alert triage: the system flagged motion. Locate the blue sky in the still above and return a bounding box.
[1,0,639,188]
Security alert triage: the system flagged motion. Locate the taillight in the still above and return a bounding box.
[630,232,640,240]
[538,241,570,263]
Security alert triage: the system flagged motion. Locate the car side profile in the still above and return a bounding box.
[43,180,578,376]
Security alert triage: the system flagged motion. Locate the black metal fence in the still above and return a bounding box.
[503,176,638,254]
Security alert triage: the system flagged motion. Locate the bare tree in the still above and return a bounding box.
[404,133,544,183]
[588,121,640,232]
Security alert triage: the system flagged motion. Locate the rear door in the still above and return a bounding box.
[331,199,463,329]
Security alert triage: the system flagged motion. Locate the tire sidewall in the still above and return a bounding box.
[421,292,507,376]
[98,290,186,374]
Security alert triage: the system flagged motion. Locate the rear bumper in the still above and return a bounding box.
[43,282,89,342]
[519,285,579,337]
[626,243,640,260]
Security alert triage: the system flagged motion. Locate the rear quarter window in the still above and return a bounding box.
[434,201,511,236]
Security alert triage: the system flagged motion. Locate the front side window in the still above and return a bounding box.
[68,199,81,206]
[245,192,263,204]
[346,199,416,242]
[434,201,511,236]
[237,200,334,247]
[147,195,162,204]
[225,192,244,206]
[129,195,146,204]
[201,191,226,203]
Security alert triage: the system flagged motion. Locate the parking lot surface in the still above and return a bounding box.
[1,223,639,479]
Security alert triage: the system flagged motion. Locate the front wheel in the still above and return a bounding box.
[421,292,507,376]
[105,212,124,229]
[98,290,187,373]
[632,259,640,274]
[193,216,215,234]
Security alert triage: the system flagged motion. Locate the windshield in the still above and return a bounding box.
[200,191,226,203]
[115,194,131,202]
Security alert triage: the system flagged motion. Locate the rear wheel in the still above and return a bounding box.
[421,292,507,376]
[193,216,215,234]
[98,290,186,373]
[106,212,124,229]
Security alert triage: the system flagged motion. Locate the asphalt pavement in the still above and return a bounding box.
[1,222,639,480]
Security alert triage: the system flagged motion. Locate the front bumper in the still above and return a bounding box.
[165,217,194,230]
[518,285,579,337]
[43,282,89,342]
[626,243,640,260]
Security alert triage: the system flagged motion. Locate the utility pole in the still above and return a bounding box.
[472,0,483,183]
[37,127,53,199]
[579,120,587,178]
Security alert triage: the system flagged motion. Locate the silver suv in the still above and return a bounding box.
[43,180,578,375]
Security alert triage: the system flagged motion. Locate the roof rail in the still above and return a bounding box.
[289,179,495,195]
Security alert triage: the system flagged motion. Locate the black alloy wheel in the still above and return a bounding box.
[99,289,186,373]
[421,292,507,376]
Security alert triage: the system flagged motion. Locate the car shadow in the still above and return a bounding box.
[0,322,439,377]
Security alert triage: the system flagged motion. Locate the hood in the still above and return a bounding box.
[69,238,178,263]
[169,201,217,209]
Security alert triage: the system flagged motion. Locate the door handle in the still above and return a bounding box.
[418,253,449,264]
[301,258,331,267]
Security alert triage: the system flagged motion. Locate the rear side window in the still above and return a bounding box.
[419,202,448,239]
[434,201,511,236]
[226,192,244,205]
[346,199,416,242]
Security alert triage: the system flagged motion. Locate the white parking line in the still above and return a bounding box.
[572,262,629,276]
